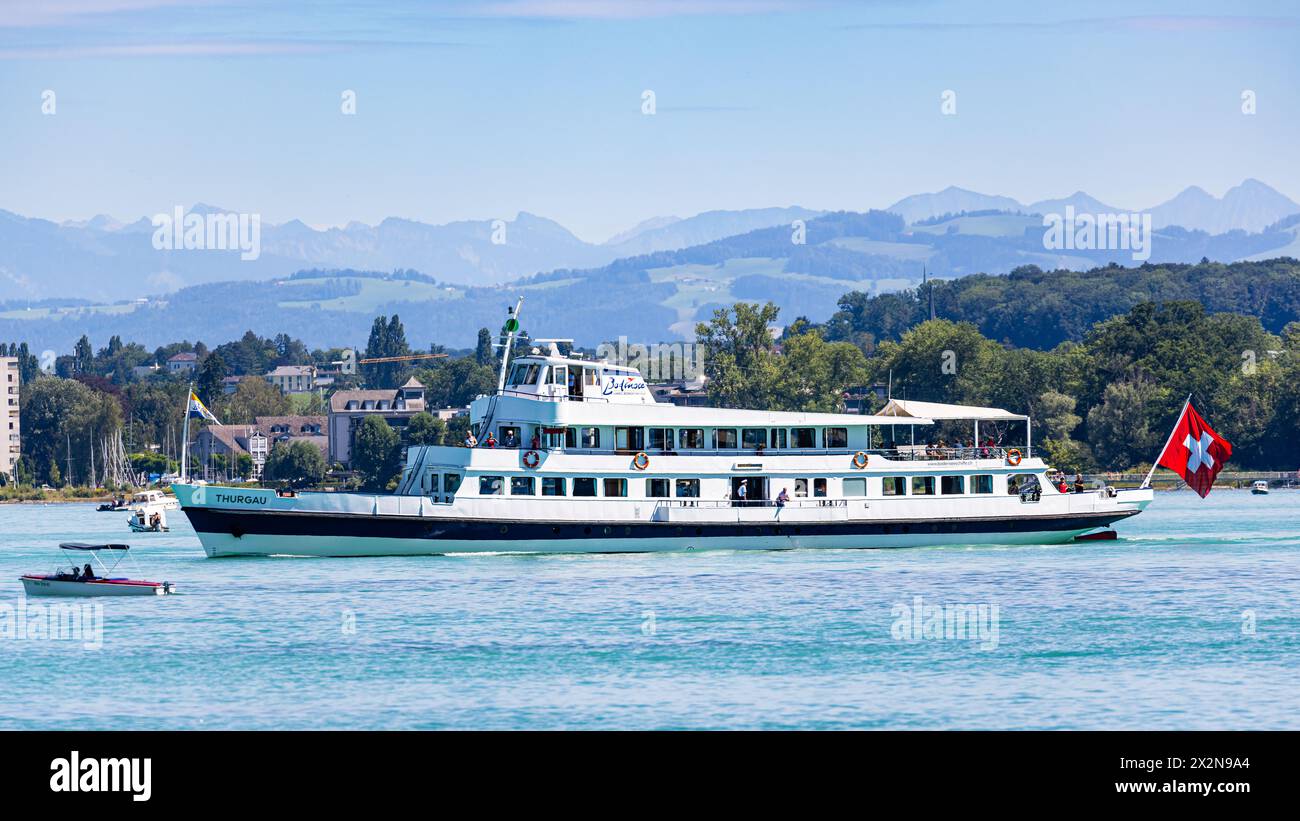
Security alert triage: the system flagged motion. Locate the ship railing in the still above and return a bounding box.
[480,446,1031,461]
[493,389,612,403]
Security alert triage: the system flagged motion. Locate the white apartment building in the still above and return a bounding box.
[2,357,19,480]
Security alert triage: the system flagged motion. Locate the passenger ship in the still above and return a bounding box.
[174,319,1152,558]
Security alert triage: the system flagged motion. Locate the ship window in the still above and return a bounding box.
[479,476,504,495]
[508,363,528,385]
[843,477,867,497]
[792,428,815,448]
[444,473,462,493]
[882,476,906,496]
[794,478,809,497]
[581,427,600,449]
[675,479,700,498]
[603,478,628,497]
[511,476,535,495]
[971,475,993,494]
[547,366,567,385]
[912,476,936,496]
[680,429,704,449]
[713,429,738,449]
[813,478,828,497]
[742,428,767,449]
[498,426,520,447]
[564,428,577,448]
[941,475,965,495]
[648,428,674,450]
[574,477,597,497]
[646,478,671,497]
[615,427,644,451]
[542,477,566,496]
[1008,474,1041,499]
[584,368,599,386]
[823,428,848,449]
[769,428,787,449]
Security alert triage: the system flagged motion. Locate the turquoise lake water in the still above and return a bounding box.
[0,491,1297,730]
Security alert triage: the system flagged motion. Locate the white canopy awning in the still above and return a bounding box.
[876,399,1027,422]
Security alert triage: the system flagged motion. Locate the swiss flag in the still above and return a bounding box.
[1155,400,1232,497]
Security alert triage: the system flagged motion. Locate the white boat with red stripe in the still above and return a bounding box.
[20,543,176,597]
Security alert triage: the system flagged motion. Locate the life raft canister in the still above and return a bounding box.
[1006,449,1022,466]
[852,451,869,469]
[632,452,650,471]
[522,450,541,469]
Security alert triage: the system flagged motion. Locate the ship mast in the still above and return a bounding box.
[496,297,524,393]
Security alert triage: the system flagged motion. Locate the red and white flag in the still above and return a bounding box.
[1152,399,1232,498]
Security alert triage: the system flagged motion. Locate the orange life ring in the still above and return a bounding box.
[632,452,650,471]
[522,450,541,469]
[1006,449,1022,466]
[852,451,869,469]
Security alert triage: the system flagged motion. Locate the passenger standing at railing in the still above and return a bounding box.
[483,432,497,448]
[464,432,478,448]
[776,488,789,508]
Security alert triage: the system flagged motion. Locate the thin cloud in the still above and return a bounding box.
[841,15,1300,33]
[477,0,811,19]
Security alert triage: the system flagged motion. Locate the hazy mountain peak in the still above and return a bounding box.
[603,215,683,246]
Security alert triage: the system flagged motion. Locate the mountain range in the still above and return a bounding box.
[3,180,1294,306]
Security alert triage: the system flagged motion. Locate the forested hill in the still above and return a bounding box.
[823,258,1300,351]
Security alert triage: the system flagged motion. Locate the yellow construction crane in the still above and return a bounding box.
[334,351,449,373]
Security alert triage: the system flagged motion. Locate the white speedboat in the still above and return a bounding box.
[128,507,169,532]
[20,543,175,597]
[172,304,1153,558]
[1251,480,1269,495]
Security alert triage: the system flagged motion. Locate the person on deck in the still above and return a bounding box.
[1074,472,1086,494]
[776,488,789,508]
[502,430,518,449]
[736,480,748,506]
[483,432,497,448]
[464,432,478,448]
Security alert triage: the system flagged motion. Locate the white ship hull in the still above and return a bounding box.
[173,483,1150,558]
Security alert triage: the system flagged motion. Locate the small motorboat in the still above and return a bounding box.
[128,507,169,532]
[1251,480,1269,495]
[97,497,131,512]
[20,543,175,597]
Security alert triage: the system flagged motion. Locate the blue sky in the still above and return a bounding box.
[1,0,1297,242]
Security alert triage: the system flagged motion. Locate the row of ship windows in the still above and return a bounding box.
[509,425,850,450]
[436,473,1035,498]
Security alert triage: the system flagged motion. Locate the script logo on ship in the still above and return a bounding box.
[601,373,647,396]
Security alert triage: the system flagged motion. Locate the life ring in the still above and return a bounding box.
[522,450,541,469]
[632,452,650,471]
[852,451,869,469]
[1006,449,1022,466]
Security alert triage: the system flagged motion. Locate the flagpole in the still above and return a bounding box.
[180,382,192,484]
[1141,393,1192,489]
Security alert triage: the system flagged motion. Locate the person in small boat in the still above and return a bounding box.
[82,563,95,581]
[150,512,162,530]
